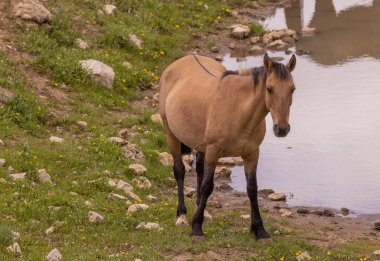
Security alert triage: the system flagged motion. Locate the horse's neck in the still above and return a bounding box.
[242,78,268,131]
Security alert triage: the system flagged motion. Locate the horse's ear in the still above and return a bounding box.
[263,53,273,72]
[286,54,296,72]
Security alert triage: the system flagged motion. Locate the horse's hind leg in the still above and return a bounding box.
[243,149,271,242]
[167,134,188,226]
[195,152,212,221]
[191,145,218,237]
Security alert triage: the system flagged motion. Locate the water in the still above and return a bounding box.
[223,0,380,214]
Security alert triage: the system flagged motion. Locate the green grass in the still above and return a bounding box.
[0,0,379,260]
[250,23,266,36]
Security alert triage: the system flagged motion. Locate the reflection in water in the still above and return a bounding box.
[261,0,380,65]
[226,0,380,214]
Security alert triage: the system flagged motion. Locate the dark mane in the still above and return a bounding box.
[221,70,238,79]
[253,61,292,88]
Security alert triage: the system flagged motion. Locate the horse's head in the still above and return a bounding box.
[263,53,296,138]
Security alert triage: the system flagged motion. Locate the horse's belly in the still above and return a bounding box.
[165,88,209,150]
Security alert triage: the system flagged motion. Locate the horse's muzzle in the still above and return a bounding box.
[273,124,290,137]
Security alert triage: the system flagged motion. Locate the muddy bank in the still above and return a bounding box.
[183,167,380,247]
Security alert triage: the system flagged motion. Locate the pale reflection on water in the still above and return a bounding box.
[224,0,380,214]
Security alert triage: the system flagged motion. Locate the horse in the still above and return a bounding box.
[159,53,296,241]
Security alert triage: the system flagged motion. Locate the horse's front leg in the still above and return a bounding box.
[243,149,271,241]
[191,145,217,237]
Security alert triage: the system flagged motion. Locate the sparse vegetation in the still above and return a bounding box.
[250,23,266,36]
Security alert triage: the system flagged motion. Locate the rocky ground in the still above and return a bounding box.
[0,0,379,260]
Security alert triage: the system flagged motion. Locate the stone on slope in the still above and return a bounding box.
[46,248,62,261]
[14,0,52,24]
[79,59,115,89]
[37,169,52,184]
[88,211,104,223]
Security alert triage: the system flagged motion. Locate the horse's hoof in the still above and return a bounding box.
[256,237,273,243]
[175,215,188,226]
[191,235,205,242]
[204,210,213,222]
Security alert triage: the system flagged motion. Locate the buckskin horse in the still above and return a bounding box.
[159,53,296,241]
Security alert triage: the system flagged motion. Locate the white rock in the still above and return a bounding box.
[250,36,261,44]
[232,157,244,165]
[281,211,293,217]
[12,231,21,241]
[230,24,250,39]
[263,29,296,44]
[69,191,78,196]
[79,59,115,89]
[159,152,173,166]
[50,136,64,143]
[7,242,21,254]
[183,160,192,173]
[182,154,194,165]
[88,211,104,223]
[267,39,288,50]
[46,248,62,261]
[136,222,162,230]
[374,250,380,255]
[49,206,61,211]
[132,177,152,189]
[296,251,311,261]
[14,0,52,24]
[268,193,286,201]
[274,230,280,235]
[0,178,7,183]
[152,92,160,103]
[151,114,163,125]
[121,143,145,161]
[0,139,4,146]
[116,179,133,193]
[76,120,88,127]
[250,45,265,54]
[75,38,90,49]
[146,195,157,202]
[128,204,149,214]
[118,129,129,138]
[125,191,141,201]
[184,186,196,198]
[107,136,126,145]
[37,169,52,184]
[108,193,127,201]
[217,158,235,165]
[129,34,143,48]
[204,209,213,222]
[103,4,117,15]
[45,226,55,235]
[0,158,6,166]
[128,164,147,175]
[215,166,232,178]
[84,200,94,207]
[123,61,132,70]
[240,214,250,219]
[10,172,26,181]
[8,166,14,174]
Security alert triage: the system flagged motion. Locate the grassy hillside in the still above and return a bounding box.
[0,0,378,260]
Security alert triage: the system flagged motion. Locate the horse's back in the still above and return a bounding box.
[159,55,226,150]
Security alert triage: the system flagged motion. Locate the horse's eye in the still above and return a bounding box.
[267,88,273,94]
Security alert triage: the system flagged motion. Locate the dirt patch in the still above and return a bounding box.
[0,0,71,116]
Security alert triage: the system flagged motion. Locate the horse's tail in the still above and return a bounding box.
[181,143,192,155]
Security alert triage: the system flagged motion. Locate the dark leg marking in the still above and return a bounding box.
[195,152,205,207]
[191,162,216,236]
[246,163,271,240]
[173,159,187,216]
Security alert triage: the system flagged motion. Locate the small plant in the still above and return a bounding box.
[249,23,266,36]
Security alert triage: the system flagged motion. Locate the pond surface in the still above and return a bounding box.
[223,0,380,214]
